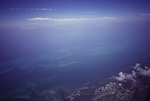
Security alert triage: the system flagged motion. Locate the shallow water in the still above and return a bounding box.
[0,22,150,99]
[1,39,150,95]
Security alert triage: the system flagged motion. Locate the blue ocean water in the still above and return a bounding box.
[0,22,150,98]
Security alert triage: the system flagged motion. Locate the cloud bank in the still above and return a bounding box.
[27,17,116,22]
[114,63,150,82]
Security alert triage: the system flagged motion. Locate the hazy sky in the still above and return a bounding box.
[0,0,150,62]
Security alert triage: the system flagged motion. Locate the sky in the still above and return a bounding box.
[0,0,150,29]
[0,0,150,62]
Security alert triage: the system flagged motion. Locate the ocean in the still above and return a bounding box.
[0,22,150,100]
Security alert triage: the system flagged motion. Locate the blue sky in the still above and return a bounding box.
[0,0,150,30]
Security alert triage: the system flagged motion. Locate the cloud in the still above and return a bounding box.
[9,8,53,11]
[28,17,53,21]
[125,72,136,82]
[133,63,150,76]
[114,63,150,82]
[27,17,116,22]
[34,8,53,11]
[114,72,126,81]
[41,8,53,11]
[114,71,136,82]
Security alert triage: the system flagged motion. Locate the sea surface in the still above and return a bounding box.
[0,23,150,99]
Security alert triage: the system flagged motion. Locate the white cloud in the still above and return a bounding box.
[28,17,53,21]
[34,8,53,11]
[125,73,136,82]
[27,17,116,22]
[139,68,150,76]
[133,63,150,76]
[114,71,136,82]
[132,70,136,78]
[41,8,53,11]
[114,63,150,82]
[9,8,53,11]
[114,72,126,81]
